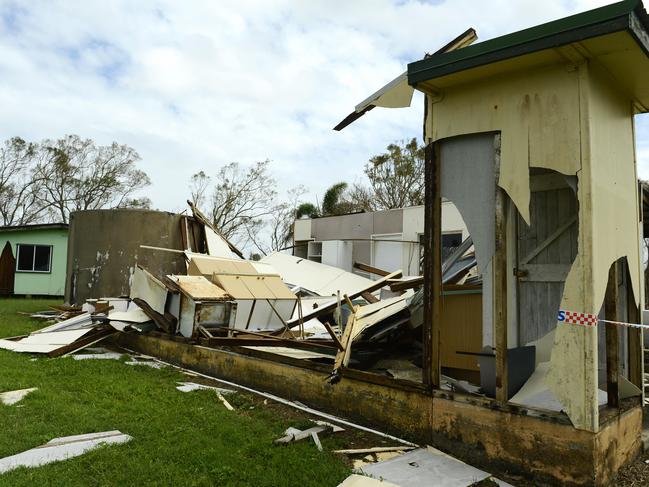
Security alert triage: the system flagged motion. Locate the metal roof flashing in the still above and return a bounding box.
[407,0,649,87]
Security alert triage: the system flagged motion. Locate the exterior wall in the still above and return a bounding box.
[295,205,468,276]
[65,209,188,304]
[293,219,311,242]
[0,228,68,296]
[422,58,644,432]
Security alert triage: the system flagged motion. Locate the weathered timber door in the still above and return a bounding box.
[0,241,15,295]
[516,172,578,344]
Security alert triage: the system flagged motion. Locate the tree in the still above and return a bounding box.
[322,182,348,216]
[192,160,277,246]
[33,135,150,223]
[295,181,364,220]
[189,170,210,209]
[346,182,376,213]
[119,197,152,209]
[296,202,319,219]
[246,186,307,255]
[355,137,425,210]
[0,137,44,226]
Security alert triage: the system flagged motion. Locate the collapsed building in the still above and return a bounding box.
[2,1,649,485]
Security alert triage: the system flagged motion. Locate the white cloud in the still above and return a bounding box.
[0,0,646,217]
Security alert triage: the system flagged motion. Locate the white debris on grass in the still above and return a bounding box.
[0,388,38,406]
[337,474,401,486]
[0,431,132,474]
[176,382,236,410]
[310,419,345,432]
[175,382,235,394]
[360,447,492,487]
[72,351,123,361]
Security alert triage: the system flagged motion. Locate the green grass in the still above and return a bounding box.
[0,298,358,486]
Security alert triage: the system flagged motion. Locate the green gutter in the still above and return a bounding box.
[408,0,649,86]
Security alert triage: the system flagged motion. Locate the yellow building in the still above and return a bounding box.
[338,0,649,483]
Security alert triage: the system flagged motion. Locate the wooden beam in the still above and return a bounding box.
[389,277,424,292]
[266,299,290,331]
[423,141,441,388]
[361,291,379,304]
[330,300,359,381]
[48,327,115,358]
[132,298,176,334]
[494,135,508,405]
[353,261,390,277]
[179,216,189,251]
[605,261,620,408]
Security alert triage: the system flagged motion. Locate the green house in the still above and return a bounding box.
[0,223,68,297]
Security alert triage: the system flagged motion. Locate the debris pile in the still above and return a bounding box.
[2,201,487,393]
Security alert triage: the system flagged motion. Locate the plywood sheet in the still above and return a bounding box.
[187,255,256,278]
[0,328,94,353]
[174,275,229,301]
[204,227,234,258]
[212,275,254,299]
[108,309,151,323]
[130,266,167,314]
[440,292,482,371]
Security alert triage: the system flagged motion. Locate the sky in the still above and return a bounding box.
[1,0,648,214]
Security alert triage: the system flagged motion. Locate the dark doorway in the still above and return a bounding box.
[0,241,15,295]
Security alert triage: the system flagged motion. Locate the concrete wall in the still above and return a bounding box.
[0,227,68,296]
[65,209,188,304]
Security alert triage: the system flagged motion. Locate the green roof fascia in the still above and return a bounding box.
[408,0,649,86]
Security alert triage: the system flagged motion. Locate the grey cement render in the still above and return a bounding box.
[65,209,188,304]
[304,209,405,271]
[372,208,403,235]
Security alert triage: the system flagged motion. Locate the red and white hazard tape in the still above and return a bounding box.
[558,309,649,330]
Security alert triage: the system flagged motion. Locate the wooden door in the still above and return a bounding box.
[0,241,15,295]
[517,173,578,344]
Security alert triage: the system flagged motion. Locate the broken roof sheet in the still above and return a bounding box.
[173,275,230,301]
[261,252,375,297]
[0,328,95,353]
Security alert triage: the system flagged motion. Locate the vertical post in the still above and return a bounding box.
[494,135,508,404]
[423,142,442,388]
[627,267,643,389]
[605,262,620,408]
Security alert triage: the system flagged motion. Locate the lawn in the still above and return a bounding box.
[0,298,365,486]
